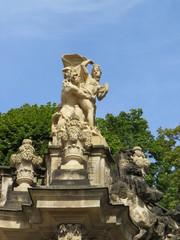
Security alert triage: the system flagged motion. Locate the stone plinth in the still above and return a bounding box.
[45,144,114,187]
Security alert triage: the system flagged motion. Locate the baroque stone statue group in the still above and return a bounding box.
[0,54,179,240]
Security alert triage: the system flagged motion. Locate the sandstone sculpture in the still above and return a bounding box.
[10,139,42,191]
[131,146,150,177]
[0,54,179,240]
[52,54,108,138]
[110,148,180,240]
[50,54,109,176]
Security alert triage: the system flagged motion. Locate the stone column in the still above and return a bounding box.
[57,224,87,240]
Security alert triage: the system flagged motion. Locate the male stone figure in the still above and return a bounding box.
[79,59,109,127]
[52,54,109,136]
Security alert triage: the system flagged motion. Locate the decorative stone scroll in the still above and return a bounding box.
[56,224,87,240]
[10,139,42,191]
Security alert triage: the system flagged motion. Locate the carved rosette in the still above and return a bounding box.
[10,139,42,191]
[57,224,87,240]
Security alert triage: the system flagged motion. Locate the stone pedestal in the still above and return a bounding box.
[14,162,34,192]
[10,139,42,192]
[45,144,113,188]
[86,145,113,187]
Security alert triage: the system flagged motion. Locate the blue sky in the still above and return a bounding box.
[0,0,179,135]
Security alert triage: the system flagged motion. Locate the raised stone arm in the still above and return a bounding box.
[97,83,109,101]
[81,59,94,67]
[80,59,94,80]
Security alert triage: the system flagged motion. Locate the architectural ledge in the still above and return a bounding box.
[0,186,138,240]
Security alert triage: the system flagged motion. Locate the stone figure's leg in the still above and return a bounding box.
[79,99,95,127]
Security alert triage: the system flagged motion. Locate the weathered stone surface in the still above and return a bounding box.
[45,145,113,187]
[110,148,180,240]
[10,139,42,192]
[56,223,87,240]
[0,166,14,206]
[0,187,138,240]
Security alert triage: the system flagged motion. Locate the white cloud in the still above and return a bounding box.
[0,0,145,39]
[0,0,144,15]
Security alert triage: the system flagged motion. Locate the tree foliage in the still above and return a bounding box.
[0,104,179,209]
[152,126,180,209]
[97,111,180,209]
[0,103,56,165]
[96,109,155,156]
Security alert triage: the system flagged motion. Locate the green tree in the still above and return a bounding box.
[96,110,180,209]
[0,103,56,165]
[152,125,180,209]
[0,105,179,209]
[96,109,156,156]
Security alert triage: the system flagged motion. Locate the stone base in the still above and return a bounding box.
[61,160,84,170]
[45,145,114,187]
[14,183,32,192]
[92,135,108,147]
[51,179,90,186]
[3,190,31,210]
[51,169,90,186]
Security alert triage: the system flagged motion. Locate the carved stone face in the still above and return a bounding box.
[62,67,72,79]
[92,65,102,81]
[71,70,80,86]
